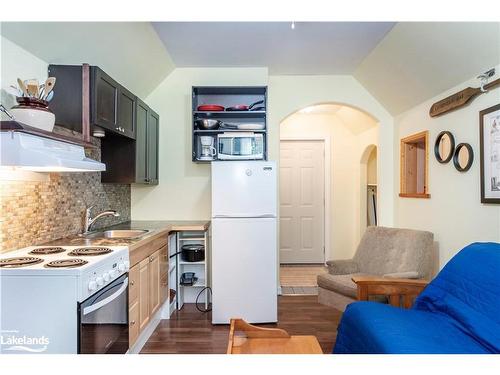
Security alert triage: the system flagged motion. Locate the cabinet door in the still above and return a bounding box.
[135,99,149,183]
[129,263,140,305]
[118,87,136,138]
[139,258,150,331]
[147,109,159,184]
[92,67,119,131]
[149,250,160,316]
[129,301,139,348]
[159,244,169,305]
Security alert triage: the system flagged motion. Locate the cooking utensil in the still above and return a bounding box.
[226,104,249,111]
[17,78,29,97]
[25,79,39,97]
[181,244,205,262]
[220,122,239,129]
[195,118,221,130]
[250,106,265,111]
[45,91,54,102]
[0,104,15,120]
[248,100,264,110]
[42,77,56,100]
[197,104,225,112]
[6,85,22,97]
[236,123,265,130]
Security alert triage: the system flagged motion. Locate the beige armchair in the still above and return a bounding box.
[318,226,436,311]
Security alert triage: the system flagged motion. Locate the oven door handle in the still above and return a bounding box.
[83,277,128,316]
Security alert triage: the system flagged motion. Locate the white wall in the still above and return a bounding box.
[280,110,378,260]
[395,67,500,267]
[131,67,268,220]
[268,75,395,228]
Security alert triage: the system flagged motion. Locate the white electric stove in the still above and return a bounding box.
[0,245,130,354]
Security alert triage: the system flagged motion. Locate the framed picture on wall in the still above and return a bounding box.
[480,103,500,204]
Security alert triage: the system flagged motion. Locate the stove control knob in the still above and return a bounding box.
[103,272,110,282]
[96,276,104,286]
[88,280,97,291]
[109,269,118,278]
[124,261,130,270]
[118,263,126,272]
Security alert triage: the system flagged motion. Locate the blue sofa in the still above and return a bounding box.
[333,242,500,354]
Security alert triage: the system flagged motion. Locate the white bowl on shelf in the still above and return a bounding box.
[10,107,55,132]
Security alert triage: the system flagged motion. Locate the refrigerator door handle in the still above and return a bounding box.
[213,214,276,219]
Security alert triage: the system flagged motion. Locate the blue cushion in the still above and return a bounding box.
[333,242,500,354]
[334,302,491,353]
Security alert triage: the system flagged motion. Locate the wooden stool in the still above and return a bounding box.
[227,318,323,354]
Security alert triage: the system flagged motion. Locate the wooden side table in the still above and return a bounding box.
[227,319,323,354]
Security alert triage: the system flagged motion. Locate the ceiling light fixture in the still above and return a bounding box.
[291,22,295,30]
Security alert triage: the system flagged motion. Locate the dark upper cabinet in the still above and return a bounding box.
[101,98,159,185]
[92,68,119,131]
[117,86,136,138]
[48,64,136,139]
[135,100,149,183]
[146,109,159,184]
[134,98,159,185]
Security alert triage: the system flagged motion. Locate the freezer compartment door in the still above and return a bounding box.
[211,218,277,324]
[212,161,277,217]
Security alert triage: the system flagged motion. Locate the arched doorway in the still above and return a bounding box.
[278,103,378,294]
[359,145,378,238]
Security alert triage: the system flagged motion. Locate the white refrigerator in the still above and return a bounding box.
[211,161,277,324]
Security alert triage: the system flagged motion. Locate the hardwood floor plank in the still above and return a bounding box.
[141,296,342,354]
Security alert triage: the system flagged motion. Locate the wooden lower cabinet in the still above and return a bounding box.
[139,258,150,331]
[129,301,140,346]
[159,244,169,305]
[149,250,160,316]
[128,238,168,349]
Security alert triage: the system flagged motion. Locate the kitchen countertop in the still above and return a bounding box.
[45,220,210,250]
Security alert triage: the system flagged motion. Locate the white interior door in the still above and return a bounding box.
[280,140,325,264]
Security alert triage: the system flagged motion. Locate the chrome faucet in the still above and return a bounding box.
[83,206,120,234]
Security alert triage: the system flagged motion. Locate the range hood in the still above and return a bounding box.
[1,121,105,172]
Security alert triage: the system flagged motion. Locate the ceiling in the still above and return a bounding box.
[0,22,175,98]
[2,22,498,115]
[354,22,500,114]
[153,22,395,75]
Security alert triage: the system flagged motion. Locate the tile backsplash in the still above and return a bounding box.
[0,126,130,253]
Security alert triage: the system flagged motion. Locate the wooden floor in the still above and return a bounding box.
[141,296,342,354]
[280,265,328,287]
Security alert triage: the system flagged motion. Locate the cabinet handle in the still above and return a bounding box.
[149,256,154,262]
[130,320,136,326]
[130,281,135,286]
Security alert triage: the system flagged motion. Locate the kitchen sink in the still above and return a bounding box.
[81,229,150,239]
[103,230,149,239]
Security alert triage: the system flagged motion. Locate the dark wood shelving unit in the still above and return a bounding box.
[192,86,268,163]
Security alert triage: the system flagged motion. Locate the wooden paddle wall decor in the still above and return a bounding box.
[429,78,500,117]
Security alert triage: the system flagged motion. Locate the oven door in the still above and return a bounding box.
[78,273,129,354]
[217,133,264,160]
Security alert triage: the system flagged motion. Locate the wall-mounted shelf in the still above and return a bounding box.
[192,86,268,163]
[178,260,205,265]
[194,129,266,134]
[181,278,206,288]
[193,111,266,118]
